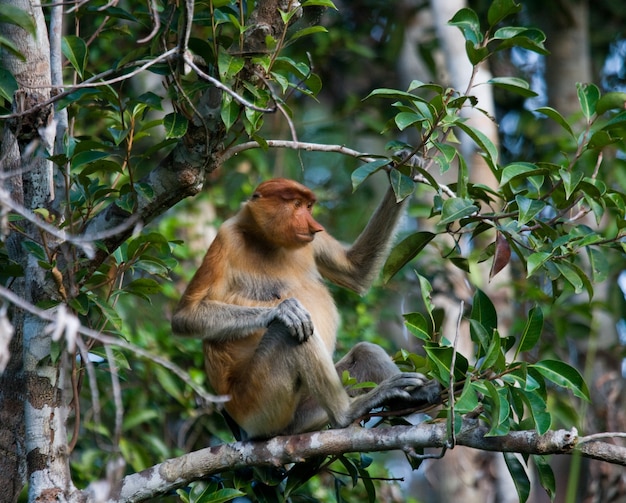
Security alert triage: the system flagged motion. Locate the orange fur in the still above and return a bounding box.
[172,178,436,438]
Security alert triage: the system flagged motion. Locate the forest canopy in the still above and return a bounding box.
[0,0,625,502]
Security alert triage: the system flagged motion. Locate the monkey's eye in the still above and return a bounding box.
[307,201,314,210]
[294,199,302,208]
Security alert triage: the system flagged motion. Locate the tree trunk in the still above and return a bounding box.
[0,0,77,500]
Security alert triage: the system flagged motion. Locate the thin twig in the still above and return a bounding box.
[137,0,161,44]
[0,185,144,258]
[0,285,223,405]
[447,300,464,449]
[183,56,277,113]
[577,432,626,445]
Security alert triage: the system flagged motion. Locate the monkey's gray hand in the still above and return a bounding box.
[378,373,435,403]
[267,298,314,343]
[380,373,442,408]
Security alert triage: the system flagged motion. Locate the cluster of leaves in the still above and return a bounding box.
[327,1,625,501]
[400,277,587,501]
[177,453,381,503]
[344,1,625,500]
[2,0,626,501]
[356,0,625,298]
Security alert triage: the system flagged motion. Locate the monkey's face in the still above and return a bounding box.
[249,179,324,249]
[251,196,324,249]
[289,198,324,245]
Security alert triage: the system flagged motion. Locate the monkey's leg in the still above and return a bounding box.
[335,341,401,392]
[336,342,441,415]
[226,321,351,438]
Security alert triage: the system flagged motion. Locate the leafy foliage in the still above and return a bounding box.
[1,0,625,501]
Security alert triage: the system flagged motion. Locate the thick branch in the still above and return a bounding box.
[96,419,623,503]
[79,105,223,278]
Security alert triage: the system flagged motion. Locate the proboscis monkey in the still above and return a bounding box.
[172,177,439,438]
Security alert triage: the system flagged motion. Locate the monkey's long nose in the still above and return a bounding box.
[308,214,324,234]
[309,220,324,234]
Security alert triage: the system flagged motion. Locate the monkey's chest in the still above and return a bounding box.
[228,270,339,350]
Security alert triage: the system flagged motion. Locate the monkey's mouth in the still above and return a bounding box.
[296,233,317,242]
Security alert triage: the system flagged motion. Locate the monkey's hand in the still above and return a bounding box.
[375,372,438,405]
[379,373,442,410]
[267,298,314,343]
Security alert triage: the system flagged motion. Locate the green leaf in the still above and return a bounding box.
[520,390,551,435]
[0,68,18,102]
[163,113,188,139]
[154,366,185,405]
[195,488,246,503]
[358,467,376,503]
[124,278,162,300]
[480,329,504,371]
[492,28,548,55]
[417,273,436,330]
[487,0,522,27]
[448,8,483,45]
[503,452,531,503]
[424,346,469,383]
[62,35,88,78]
[587,247,608,283]
[535,106,574,137]
[526,252,551,276]
[288,25,327,42]
[559,167,584,199]
[403,312,431,341]
[122,409,159,431]
[588,130,617,150]
[284,458,325,498]
[71,150,111,169]
[471,289,497,335]
[394,111,425,131]
[220,94,239,131]
[455,122,499,169]
[440,197,479,225]
[351,159,389,190]
[532,455,556,500]
[302,0,337,7]
[531,360,590,401]
[0,35,23,59]
[0,5,36,36]
[499,161,544,186]
[455,380,480,413]
[22,240,47,261]
[389,169,415,201]
[465,41,490,65]
[554,261,585,294]
[577,82,600,120]
[486,77,537,98]
[516,306,543,355]
[364,87,424,102]
[382,231,435,282]
[218,50,245,80]
[595,91,626,115]
[433,142,458,173]
[337,456,359,487]
[515,195,545,225]
[482,380,509,435]
[470,319,490,360]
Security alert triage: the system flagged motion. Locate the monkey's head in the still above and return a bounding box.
[245,178,325,249]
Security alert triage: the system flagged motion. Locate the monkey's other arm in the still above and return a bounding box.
[315,186,407,293]
[172,296,314,343]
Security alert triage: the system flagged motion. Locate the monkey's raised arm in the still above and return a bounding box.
[315,186,407,293]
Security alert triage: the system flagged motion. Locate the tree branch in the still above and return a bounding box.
[96,419,626,503]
